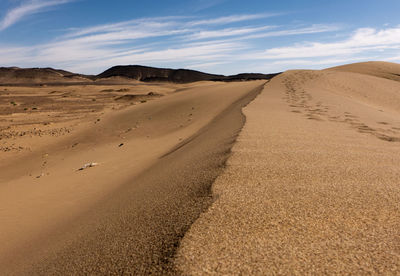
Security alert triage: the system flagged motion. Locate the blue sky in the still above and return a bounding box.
[1,0,400,74]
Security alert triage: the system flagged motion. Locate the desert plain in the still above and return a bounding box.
[0,61,399,274]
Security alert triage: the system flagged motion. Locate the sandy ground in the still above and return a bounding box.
[0,81,185,158]
[176,67,400,274]
[0,80,265,274]
[2,61,400,274]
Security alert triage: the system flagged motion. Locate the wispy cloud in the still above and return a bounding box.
[246,26,400,60]
[64,16,189,38]
[186,61,229,70]
[0,14,342,73]
[227,26,400,73]
[0,0,71,31]
[191,0,228,12]
[186,26,274,40]
[187,13,280,26]
[243,24,341,39]
[64,14,274,40]
[5,13,395,75]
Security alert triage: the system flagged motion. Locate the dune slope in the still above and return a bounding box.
[176,68,400,274]
[0,80,265,274]
[328,61,400,82]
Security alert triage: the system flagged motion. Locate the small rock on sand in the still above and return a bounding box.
[78,162,99,171]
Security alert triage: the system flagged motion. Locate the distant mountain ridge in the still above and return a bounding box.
[96,65,225,83]
[0,67,93,84]
[3,61,400,85]
[0,65,278,84]
[96,65,279,83]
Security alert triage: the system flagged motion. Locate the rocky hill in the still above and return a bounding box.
[0,65,278,84]
[97,65,277,83]
[0,67,92,84]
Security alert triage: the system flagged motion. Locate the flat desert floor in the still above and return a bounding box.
[1,61,400,275]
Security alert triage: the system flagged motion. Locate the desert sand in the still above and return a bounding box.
[1,61,400,275]
[0,78,264,274]
[176,62,400,274]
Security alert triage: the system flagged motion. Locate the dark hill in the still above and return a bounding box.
[0,67,92,84]
[96,65,225,83]
[215,73,280,82]
[0,65,279,85]
[97,65,278,83]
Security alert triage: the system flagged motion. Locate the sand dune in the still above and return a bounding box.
[0,79,265,274]
[328,61,400,82]
[1,61,400,274]
[176,63,400,274]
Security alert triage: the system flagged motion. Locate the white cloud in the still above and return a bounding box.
[59,41,244,73]
[186,26,273,40]
[187,13,280,26]
[64,16,189,38]
[186,61,229,70]
[4,13,396,75]
[191,0,228,12]
[384,55,400,62]
[0,15,261,71]
[270,56,375,67]
[0,0,71,31]
[247,26,400,60]
[243,24,341,39]
[64,14,273,40]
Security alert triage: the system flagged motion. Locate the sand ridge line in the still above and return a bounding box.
[161,82,268,159]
